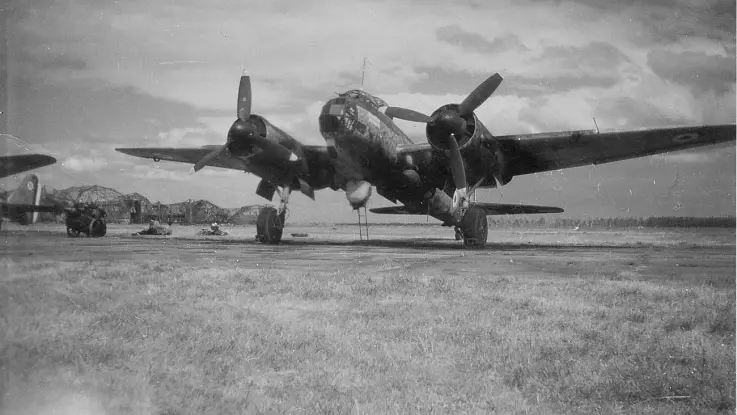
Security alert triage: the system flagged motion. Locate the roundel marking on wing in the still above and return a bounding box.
[672,132,700,143]
[27,181,34,191]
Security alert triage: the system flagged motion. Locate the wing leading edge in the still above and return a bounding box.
[370,203,563,215]
[0,154,57,179]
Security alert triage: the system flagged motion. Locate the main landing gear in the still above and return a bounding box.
[455,206,488,248]
[427,187,488,248]
[256,185,291,244]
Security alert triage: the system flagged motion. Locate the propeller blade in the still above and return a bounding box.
[237,75,252,121]
[193,145,226,172]
[447,134,467,190]
[384,107,433,123]
[458,73,503,116]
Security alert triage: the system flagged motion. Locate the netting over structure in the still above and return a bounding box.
[37,185,267,225]
[42,186,154,223]
[228,205,268,225]
[45,185,123,205]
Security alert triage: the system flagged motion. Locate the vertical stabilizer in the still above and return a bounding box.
[8,174,40,224]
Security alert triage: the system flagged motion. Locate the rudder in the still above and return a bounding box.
[7,174,41,224]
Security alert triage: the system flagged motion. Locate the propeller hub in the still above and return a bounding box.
[433,111,467,137]
[228,119,256,143]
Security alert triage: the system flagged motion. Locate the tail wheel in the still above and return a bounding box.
[256,207,284,244]
[89,219,107,238]
[461,206,488,248]
[66,227,80,237]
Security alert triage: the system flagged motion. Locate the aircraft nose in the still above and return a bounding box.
[319,99,350,135]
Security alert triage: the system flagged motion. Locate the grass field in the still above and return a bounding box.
[1,228,735,414]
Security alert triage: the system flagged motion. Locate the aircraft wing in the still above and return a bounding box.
[370,203,563,215]
[495,124,735,177]
[0,154,57,179]
[115,147,247,170]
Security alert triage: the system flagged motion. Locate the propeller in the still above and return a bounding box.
[193,75,254,173]
[384,73,504,211]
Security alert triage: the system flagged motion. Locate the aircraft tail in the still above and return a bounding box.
[7,174,42,224]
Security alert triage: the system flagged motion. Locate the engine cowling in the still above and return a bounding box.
[425,104,479,152]
[425,104,513,187]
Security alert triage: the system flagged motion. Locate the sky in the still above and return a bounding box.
[0,0,735,223]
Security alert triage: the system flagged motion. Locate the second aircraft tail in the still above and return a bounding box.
[6,174,42,224]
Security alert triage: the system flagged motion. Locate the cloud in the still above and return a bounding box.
[436,25,528,54]
[647,49,736,96]
[537,41,631,70]
[157,127,221,147]
[61,156,107,172]
[128,165,190,182]
[540,0,736,45]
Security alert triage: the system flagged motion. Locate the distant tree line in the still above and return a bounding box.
[492,216,736,229]
[337,216,736,229]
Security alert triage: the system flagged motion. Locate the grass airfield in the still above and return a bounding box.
[0,223,734,414]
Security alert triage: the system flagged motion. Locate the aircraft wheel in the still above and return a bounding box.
[66,227,80,237]
[89,219,107,238]
[256,207,284,244]
[461,207,488,248]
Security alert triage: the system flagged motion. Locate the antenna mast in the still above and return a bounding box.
[360,57,367,90]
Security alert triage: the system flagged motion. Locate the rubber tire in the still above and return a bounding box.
[67,227,80,237]
[89,219,107,237]
[461,206,488,248]
[256,207,284,244]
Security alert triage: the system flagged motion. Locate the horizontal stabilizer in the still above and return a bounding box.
[1,203,62,214]
[370,203,563,215]
[473,202,564,215]
[369,205,414,215]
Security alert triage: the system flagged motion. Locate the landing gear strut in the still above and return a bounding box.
[356,205,369,241]
[256,185,290,244]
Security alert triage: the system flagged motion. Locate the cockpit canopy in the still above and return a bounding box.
[339,89,388,110]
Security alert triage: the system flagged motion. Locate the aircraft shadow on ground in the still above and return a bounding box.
[156,235,657,251]
[0,229,684,252]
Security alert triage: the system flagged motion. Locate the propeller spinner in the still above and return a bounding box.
[385,73,503,207]
[193,75,255,172]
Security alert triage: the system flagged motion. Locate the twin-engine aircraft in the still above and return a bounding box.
[116,74,736,247]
